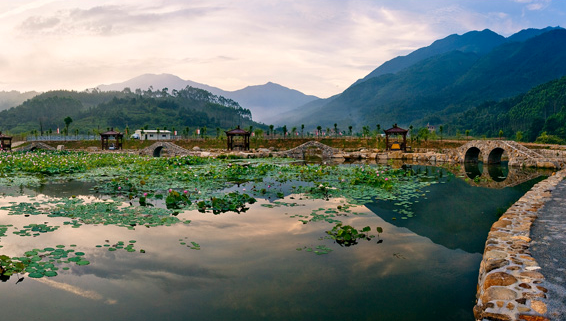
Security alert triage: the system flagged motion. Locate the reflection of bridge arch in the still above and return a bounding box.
[455,163,549,189]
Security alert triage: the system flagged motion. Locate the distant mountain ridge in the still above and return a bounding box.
[274,26,566,130]
[97,74,318,123]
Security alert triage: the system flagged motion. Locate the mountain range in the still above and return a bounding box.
[97,74,319,123]
[273,26,566,130]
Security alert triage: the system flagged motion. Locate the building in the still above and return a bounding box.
[134,129,171,141]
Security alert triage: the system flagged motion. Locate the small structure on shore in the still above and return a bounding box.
[0,132,12,151]
[133,129,171,141]
[100,129,123,150]
[225,126,250,151]
[384,124,409,151]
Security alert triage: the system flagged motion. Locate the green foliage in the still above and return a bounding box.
[196,192,257,214]
[534,131,566,144]
[325,223,382,247]
[0,86,264,134]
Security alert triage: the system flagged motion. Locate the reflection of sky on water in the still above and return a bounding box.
[1,190,481,321]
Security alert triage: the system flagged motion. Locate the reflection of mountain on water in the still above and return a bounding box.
[365,168,545,253]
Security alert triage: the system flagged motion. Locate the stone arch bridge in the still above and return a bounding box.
[450,140,560,168]
[15,142,56,152]
[139,142,192,157]
[277,141,338,159]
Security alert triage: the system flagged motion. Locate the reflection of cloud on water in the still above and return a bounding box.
[33,277,117,304]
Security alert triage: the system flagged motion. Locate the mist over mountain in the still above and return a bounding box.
[97,74,318,123]
[274,27,566,131]
[0,90,40,111]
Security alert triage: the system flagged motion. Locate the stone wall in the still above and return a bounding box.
[473,168,566,321]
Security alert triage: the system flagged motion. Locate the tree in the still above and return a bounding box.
[317,126,322,137]
[64,116,73,134]
[291,126,297,138]
[301,124,305,138]
[418,127,429,147]
[282,125,287,138]
[465,129,470,141]
[516,131,523,142]
[334,123,338,137]
[269,124,274,137]
[439,125,444,143]
[498,129,504,140]
[348,125,353,136]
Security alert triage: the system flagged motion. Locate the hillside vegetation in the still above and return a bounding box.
[0,86,262,135]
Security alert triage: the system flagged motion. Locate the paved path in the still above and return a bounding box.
[530,178,566,320]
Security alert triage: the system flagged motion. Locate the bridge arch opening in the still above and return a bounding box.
[464,147,481,163]
[153,146,167,157]
[487,148,506,164]
[303,146,324,161]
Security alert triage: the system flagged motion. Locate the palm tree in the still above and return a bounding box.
[348,125,353,136]
[282,125,287,138]
[269,125,274,137]
[291,126,297,138]
[301,124,305,138]
[316,126,322,137]
[334,123,338,137]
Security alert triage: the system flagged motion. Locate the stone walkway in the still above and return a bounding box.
[530,179,566,320]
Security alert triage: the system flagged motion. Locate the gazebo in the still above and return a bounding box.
[100,128,124,150]
[225,126,250,151]
[384,124,409,151]
[0,132,12,151]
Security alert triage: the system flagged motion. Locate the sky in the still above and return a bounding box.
[0,0,564,98]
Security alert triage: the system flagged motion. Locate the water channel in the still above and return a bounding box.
[0,161,550,321]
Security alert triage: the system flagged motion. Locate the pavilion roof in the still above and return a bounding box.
[384,124,408,134]
[100,128,123,136]
[225,126,250,135]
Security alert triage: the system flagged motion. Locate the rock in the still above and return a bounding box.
[482,312,512,321]
[57,145,65,151]
[87,146,98,151]
[530,300,547,314]
[484,259,509,273]
[481,287,518,302]
[518,315,550,321]
[192,146,201,151]
[483,272,518,290]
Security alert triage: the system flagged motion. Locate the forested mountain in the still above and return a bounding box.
[0,86,262,135]
[445,75,566,143]
[275,27,566,132]
[98,74,318,122]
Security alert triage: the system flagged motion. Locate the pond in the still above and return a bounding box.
[0,152,549,320]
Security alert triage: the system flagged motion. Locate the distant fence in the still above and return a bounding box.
[26,135,97,141]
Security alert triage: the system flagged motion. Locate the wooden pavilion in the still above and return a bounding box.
[225,126,250,151]
[384,124,409,151]
[100,128,124,150]
[0,132,12,151]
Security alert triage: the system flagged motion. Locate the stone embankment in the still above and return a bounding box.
[473,168,566,321]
